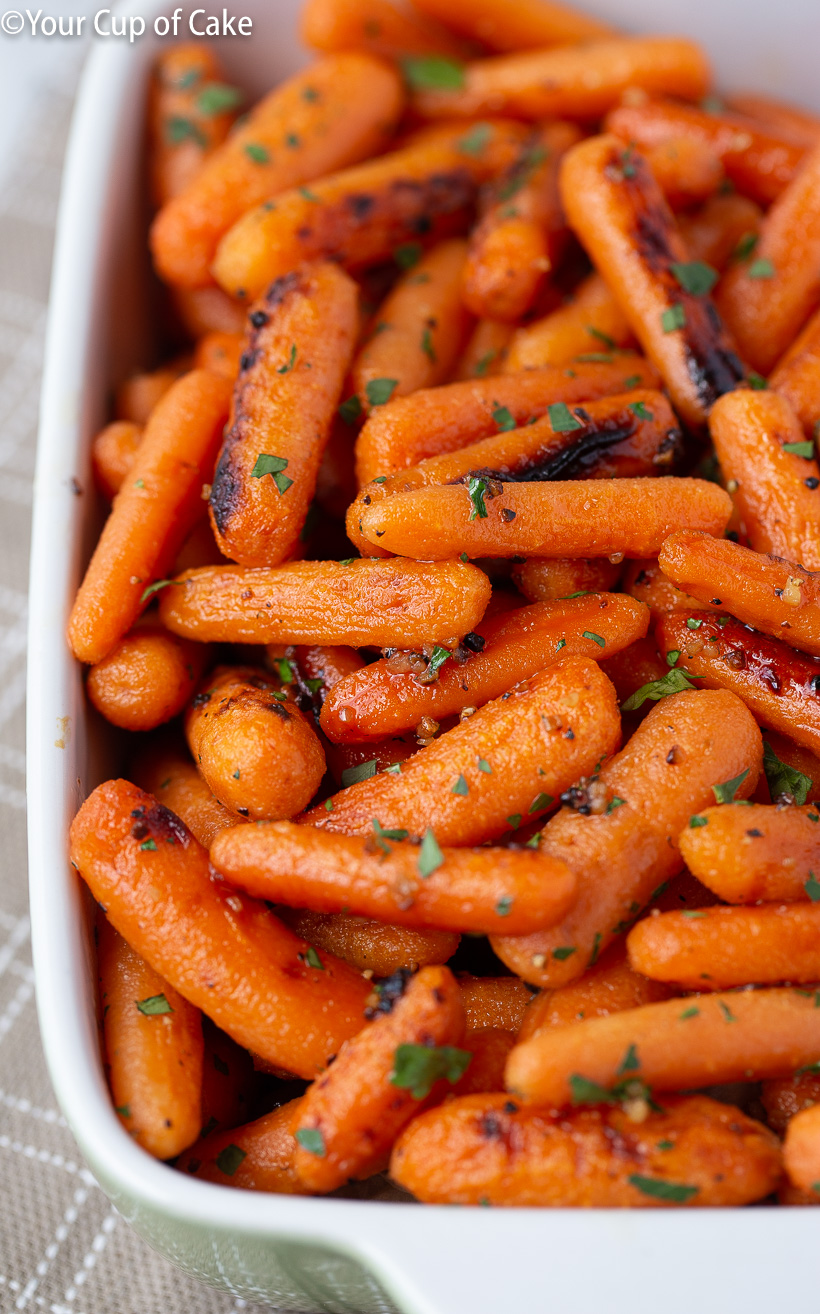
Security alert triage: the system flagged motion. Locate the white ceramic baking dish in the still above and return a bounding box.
[27,2,820,1310]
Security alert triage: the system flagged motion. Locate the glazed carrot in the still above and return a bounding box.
[457,975,533,1033]
[277,908,459,975]
[717,139,820,372]
[68,370,232,665]
[301,0,472,59]
[169,518,225,574]
[355,353,660,484]
[709,390,820,570]
[725,92,820,150]
[453,1028,516,1095]
[211,821,576,936]
[131,740,237,848]
[91,421,143,501]
[512,557,620,603]
[657,612,820,757]
[86,626,207,732]
[784,1104,820,1196]
[605,99,806,207]
[660,532,820,656]
[409,38,710,122]
[70,780,371,1077]
[213,123,526,301]
[559,135,745,431]
[148,45,240,208]
[357,478,732,561]
[151,54,404,289]
[209,263,358,567]
[391,1093,782,1207]
[115,357,190,425]
[677,193,762,272]
[491,689,762,988]
[762,1072,820,1136]
[598,636,669,710]
[629,902,820,989]
[171,285,246,337]
[303,656,620,844]
[410,0,614,51]
[159,559,491,648]
[292,965,465,1191]
[192,330,243,380]
[643,136,723,210]
[506,987,820,1104]
[348,388,682,557]
[176,1098,308,1192]
[199,1018,255,1136]
[462,123,580,323]
[454,318,512,379]
[320,594,648,742]
[770,304,820,436]
[98,917,204,1160]
[185,666,325,821]
[503,273,633,374]
[622,556,720,626]
[351,240,472,411]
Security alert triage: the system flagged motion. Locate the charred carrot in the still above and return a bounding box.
[130,738,237,847]
[410,0,614,51]
[148,44,240,208]
[176,1098,308,1192]
[86,626,207,732]
[91,421,142,500]
[277,907,459,976]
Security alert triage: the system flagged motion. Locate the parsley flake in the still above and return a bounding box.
[140,578,176,604]
[552,946,576,961]
[478,757,492,773]
[402,55,465,91]
[492,404,516,432]
[528,791,553,814]
[689,815,708,828]
[495,896,513,917]
[670,260,718,296]
[719,1001,737,1023]
[340,759,378,787]
[783,440,815,458]
[365,378,397,408]
[137,993,172,1016]
[418,645,450,683]
[628,1174,698,1203]
[277,343,297,373]
[582,631,606,648]
[418,828,444,878]
[748,372,768,390]
[621,667,701,710]
[467,476,489,520]
[805,872,820,902]
[629,400,654,422]
[607,796,625,814]
[712,768,750,804]
[661,304,686,333]
[394,241,422,269]
[733,231,758,262]
[295,1128,325,1156]
[763,740,812,804]
[617,1043,640,1075]
[140,838,157,851]
[338,395,362,425]
[679,1006,700,1020]
[587,326,615,348]
[452,774,469,796]
[244,143,270,164]
[197,82,243,116]
[216,1144,247,1175]
[421,327,436,362]
[251,454,293,494]
[748,257,775,279]
[458,123,492,156]
[391,1043,471,1098]
[305,946,324,970]
[548,402,582,433]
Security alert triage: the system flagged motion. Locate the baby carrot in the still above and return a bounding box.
[457,975,533,1033]
[209,262,359,566]
[301,656,621,845]
[679,802,820,904]
[503,273,633,374]
[301,0,471,60]
[199,1018,255,1137]
[70,780,371,1077]
[130,738,237,847]
[506,987,820,1104]
[621,557,717,626]
[770,304,820,436]
[355,353,659,484]
[277,908,459,976]
[68,370,231,665]
[784,1104,820,1197]
[115,356,190,425]
[512,557,621,603]
[98,916,204,1160]
[725,92,820,150]
[151,54,404,289]
[210,820,576,936]
[643,136,724,210]
[172,285,246,338]
[390,1092,781,1207]
[598,636,669,710]
[213,123,526,301]
[148,44,240,208]
[677,193,762,272]
[319,593,648,742]
[410,0,614,51]
[491,689,762,987]
[86,626,207,732]
[176,1098,308,1193]
[657,612,820,757]
[91,421,142,500]
[659,531,820,655]
[192,330,243,380]
[409,38,710,122]
[628,901,820,989]
[762,1072,820,1136]
[453,1028,516,1095]
[159,559,491,648]
[357,477,732,560]
[559,135,744,431]
[454,318,512,380]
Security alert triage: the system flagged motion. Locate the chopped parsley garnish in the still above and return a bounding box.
[582,631,606,648]
[507,814,522,830]
[661,303,686,333]
[136,993,172,1016]
[622,373,642,389]
[418,828,444,878]
[394,241,422,269]
[733,231,758,262]
[805,872,820,902]
[628,1174,698,1202]
[617,1044,640,1075]
[748,257,775,279]
[474,350,498,377]
[452,774,469,796]
[421,327,436,362]
[628,400,654,422]
[548,401,582,433]
[139,838,157,851]
[621,667,701,711]
[140,578,176,603]
[718,1001,737,1023]
[371,818,409,854]
[763,740,812,804]
[666,649,681,666]
[251,453,293,494]
[419,645,450,682]
[587,326,615,348]
[295,1128,325,1156]
[340,759,378,787]
[116,1104,131,1118]
[689,815,708,828]
[495,896,513,917]
[712,768,750,804]
[492,404,516,432]
[607,796,625,814]
[748,372,768,390]
[467,476,489,520]
[783,440,815,458]
[274,657,295,683]
[477,757,492,773]
[679,1006,700,1020]
[402,55,465,91]
[244,142,270,164]
[552,946,576,961]
[305,946,324,970]
[216,1144,247,1175]
[166,116,207,146]
[197,82,243,115]
[670,260,718,296]
[528,792,553,813]
[277,343,297,374]
[365,377,398,408]
[458,123,492,156]
[338,395,362,425]
[391,1043,471,1098]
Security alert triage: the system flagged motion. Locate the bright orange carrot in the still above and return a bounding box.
[176,1098,308,1192]
[91,421,142,500]
[171,285,246,337]
[457,975,533,1033]
[410,0,614,51]
[679,802,820,904]
[98,916,203,1160]
[115,357,190,425]
[192,330,243,380]
[86,626,207,731]
[597,635,669,710]
[762,1071,820,1136]
[770,303,820,436]
[302,656,621,845]
[784,1103,820,1196]
[504,273,634,373]
[324,733,419,789]
[452,1028,516,1095]
[277,908,459,976]
[512,557,621,603]
[644,136,724,209]
[621,556,719,626]
[148,44,240,208]
[453,318,512,379]
[491,689,762,987]
[68,370,231,665]
[130,738,237,849]
[301,0,472,60]
[151,54,404,289]
[677,192,762,271]
[70,780,371,1078]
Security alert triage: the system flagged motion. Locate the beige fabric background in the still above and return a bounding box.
[0,54,293,1314]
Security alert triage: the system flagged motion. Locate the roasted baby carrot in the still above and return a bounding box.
[292,965,465,1191]
[159,559,491,648]
[491,689,762,987]
[277,908,459,976]
[559,135,745,431]
[209,262,358,566]
[293,644,366,705]
[457,975,533,1033]
[172,285,246,337]
[709,390,820,570]
[506,987,820,1104]
[199,1018,255,1136]
[211,821,576,935]
[71,780,370,1077]
[770,304,820,436]
[91,421,142,500]
[355,353,659,484]
[410,0,614,51]
[86,625,206,732]
[148,44,240,208]
[409,38,710,122]
[677,192,762,272]
[679,802,820,904]
[357,477,732,560]
[130,739,237,847]
[98,916,204,1160]
[643,136,724,210]
[784,1104,820,1196]
[659,532,820,656]
[621,556,718,625]
[185,666,326,821]
[151,54,404,289]
[606,99,806,207]
[302,656,620,845]
[390,1092,781,1206]
[115,357,190,425]
[657,612,820,757]
[503,273,633,373]
[512,557,621,603]
[320,594,648,741]
[176,1097,308,1192]
[762,1072,820,1136]
[301,0,471,59]
[453,1028,516,1095]
[725,92,820,150]
[351,239,472,410]
[454,318,512,379]
[68,370,231,665]
[213,123,526,301]
[192,330,243,380]
[598,636,669,710]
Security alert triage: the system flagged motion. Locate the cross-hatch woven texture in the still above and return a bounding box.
[0,65,296,1314]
